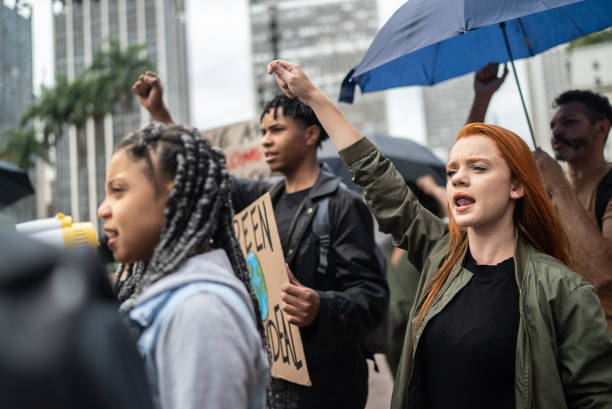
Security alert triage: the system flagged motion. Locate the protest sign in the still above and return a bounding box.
[202,119,270,180]
[233,193,311,386]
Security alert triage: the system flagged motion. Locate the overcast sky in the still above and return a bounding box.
[29,0,531,156]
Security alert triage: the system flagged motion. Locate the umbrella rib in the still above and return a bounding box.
[559,6,587,37]
[516,19,536,56]
[551,5,586,38]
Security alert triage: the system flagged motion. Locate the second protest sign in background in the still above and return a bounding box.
[233,193,311,386]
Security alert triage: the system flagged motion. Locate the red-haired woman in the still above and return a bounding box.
[267,60,612,409]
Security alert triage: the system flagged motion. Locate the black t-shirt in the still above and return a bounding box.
[273,188,311,249]
[420,251,519,409]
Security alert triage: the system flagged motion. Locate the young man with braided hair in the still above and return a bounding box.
[98,123,269,409]
[467,64,612,330]
[133,73,388,409]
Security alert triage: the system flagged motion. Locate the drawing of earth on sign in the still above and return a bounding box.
[247,252,268,320]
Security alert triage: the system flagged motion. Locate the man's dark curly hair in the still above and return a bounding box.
[260,94,329,148]
[555,90,612,142]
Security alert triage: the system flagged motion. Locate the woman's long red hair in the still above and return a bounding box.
[412,123,574,336]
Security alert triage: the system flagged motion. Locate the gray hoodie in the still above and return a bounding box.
[123,250,269,409]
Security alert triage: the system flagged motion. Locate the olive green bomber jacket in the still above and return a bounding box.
[338,137,612,409]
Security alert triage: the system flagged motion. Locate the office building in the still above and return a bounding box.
[249,0,387,136]
[0,1,35,222]
[53,0,190,226]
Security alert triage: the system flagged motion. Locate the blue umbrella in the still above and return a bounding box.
[339,0,612,144]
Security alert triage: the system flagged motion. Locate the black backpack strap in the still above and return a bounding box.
[312,196,331,275]
[595,169,612,230]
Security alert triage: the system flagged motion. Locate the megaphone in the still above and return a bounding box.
[16,213,99,249]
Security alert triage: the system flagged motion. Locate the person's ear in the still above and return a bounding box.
[158,175,174,199]
[304,125,321,147]
[165,179,175,196]
[596,118,611,142]
[510,179,525,200]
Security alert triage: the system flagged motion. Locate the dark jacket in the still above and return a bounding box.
[232,167,389,408]
[0,226,154,409]
[339,137,612,409]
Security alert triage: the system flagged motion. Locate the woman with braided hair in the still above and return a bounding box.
[98,123,269,409]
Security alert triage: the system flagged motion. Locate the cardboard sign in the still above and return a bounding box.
[202,120,271,180]
[233,193,311,386]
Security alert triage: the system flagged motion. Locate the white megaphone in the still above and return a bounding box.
[16,213,99,249]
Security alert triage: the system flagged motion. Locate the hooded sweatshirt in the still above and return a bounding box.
[122,250,269,409]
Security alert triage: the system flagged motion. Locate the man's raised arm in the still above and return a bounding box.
[132,71,174,125]
[466,62,508,124]
[534,149,612,290]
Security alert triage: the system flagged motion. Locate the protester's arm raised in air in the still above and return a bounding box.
[534,149,612,289]
[268,60,447,270]
[134,72,278,209]
[466,62,508,124]
[132,71,174,125]
[268,60,363,151]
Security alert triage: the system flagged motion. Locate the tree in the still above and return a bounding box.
[20,75,80,150]
[21,38,153,150]
[16,38,153,173]
[18,74,95,170]
[0,127,50,170]
[8,76,75,172]
[89,39,154,134]
[569,28,612,49]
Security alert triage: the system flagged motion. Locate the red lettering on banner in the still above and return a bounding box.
[228,146,264,170]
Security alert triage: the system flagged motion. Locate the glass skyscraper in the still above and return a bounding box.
[249,0,388,136]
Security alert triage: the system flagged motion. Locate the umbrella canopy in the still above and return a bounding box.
[340,0,611,102]
[318,135,446,192]
[0,160,34,208]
